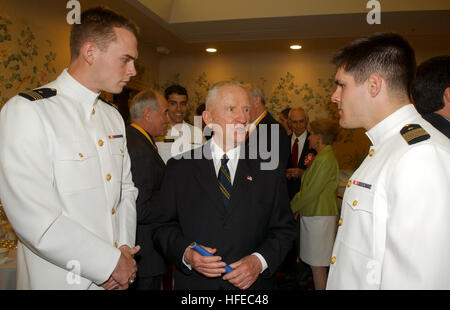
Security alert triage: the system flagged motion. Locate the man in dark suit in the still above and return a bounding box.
[286,107,316,200]
[244,84,290,170]
[412,55,450,139]
[151,81,296,290]
[126,90,170,290]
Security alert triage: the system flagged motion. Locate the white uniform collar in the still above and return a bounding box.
[57,69,101,117]
[366,104,419,146]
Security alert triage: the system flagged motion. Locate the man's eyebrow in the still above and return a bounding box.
[123,54,137,61]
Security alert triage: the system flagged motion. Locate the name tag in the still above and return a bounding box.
[353,180,372,190]
[108,135,123,139]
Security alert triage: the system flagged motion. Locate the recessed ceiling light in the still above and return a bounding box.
[290,45,302,50]
[206,48,217,53]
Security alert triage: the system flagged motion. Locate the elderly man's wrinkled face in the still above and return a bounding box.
[289,109,308,137]
[203,85,251,150]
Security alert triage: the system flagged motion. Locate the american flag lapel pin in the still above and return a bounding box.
[247,176,253,182]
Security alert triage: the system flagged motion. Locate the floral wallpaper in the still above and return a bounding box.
[158,71,369,170]
[0,15,58,107]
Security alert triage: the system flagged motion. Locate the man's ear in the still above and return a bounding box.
[80,41,97,66]
[444,87,450,104]
[143,108,153,122]
[202,110,212,127]
[367,73,383,97]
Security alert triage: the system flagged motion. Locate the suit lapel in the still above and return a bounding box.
[132,126,166,168]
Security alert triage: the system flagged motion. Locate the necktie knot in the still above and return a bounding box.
[221,154,229,167]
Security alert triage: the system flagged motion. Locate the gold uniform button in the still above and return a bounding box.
[347,180,351,187]
[112,208,115,215]
[369,149,375,157]
[338,218,343,226]
[78,153,84,158]
[92,109,95,115]
[106,174,111,181]
[331,256,336,264]
[98,140,104,147]
[353,200,358,207]
[120,149,124,154]
[114,242,118,248]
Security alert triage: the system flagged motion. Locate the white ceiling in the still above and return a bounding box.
[112,0,450,55]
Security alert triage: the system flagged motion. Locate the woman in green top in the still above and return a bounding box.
[291,119,340,290]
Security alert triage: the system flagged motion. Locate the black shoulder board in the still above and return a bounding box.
[19,88,57,101]
[99,97,119,110]
[400,124,430,145]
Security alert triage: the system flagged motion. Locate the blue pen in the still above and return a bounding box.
[189,242,233,274]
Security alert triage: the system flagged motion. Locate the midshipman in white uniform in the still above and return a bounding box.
[0,7,140,290]
[326,33,450,289]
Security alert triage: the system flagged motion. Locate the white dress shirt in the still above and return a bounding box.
[291,130,308,164]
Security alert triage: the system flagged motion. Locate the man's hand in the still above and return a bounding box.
[222,255,262,290]
[101,276,119,290]
[184,245,227,278]
[110,245,140,289]
[286,168,305,179]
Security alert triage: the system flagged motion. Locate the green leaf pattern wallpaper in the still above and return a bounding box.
[0,13,368,170]
[0,15,57,106]
[157,71,369,170]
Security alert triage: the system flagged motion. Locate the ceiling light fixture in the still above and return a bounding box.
[290,45,302,50]
[206,48,217,53]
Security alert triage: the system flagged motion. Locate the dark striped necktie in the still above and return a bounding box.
[218,154,232,207]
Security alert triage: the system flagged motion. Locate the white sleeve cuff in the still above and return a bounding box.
[251,252,268,274]
[182,247,193,270]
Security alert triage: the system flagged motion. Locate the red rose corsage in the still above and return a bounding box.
[304,153,315,167]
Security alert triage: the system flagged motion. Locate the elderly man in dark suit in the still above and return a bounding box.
[126,90,169,290]
[151,81,296,290]
[286,107,316,200]
[245,84,291,170]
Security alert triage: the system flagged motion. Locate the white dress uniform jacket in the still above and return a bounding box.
[156,121,205,164]
[327,104,450,290]
[0,69,138,289]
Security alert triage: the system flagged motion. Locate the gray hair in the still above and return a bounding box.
[129,89,161,121]
[244,83,266,105]
[205,81,246,110]
[289,107,309,121]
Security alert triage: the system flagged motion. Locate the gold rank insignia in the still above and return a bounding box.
[18,88,57,101]
[400,124,430,145]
